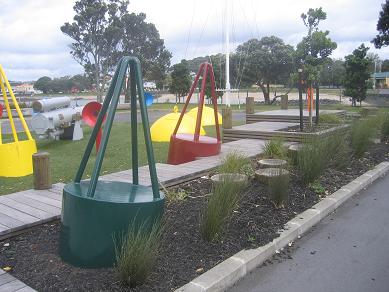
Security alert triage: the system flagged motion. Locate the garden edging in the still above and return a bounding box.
[176,161,389,292]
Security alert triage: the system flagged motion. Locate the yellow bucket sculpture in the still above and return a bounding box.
[187,105,222,126]
[0,64,37,177]
[150,106,206,142]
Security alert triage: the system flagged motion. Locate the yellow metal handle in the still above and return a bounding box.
[0,64,33,141]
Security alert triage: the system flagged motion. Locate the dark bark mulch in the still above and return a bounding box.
[0,142,387,292]
[279,123,340,133]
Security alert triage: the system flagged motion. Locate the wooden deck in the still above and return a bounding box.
[246,109,346,124]
[223,121,350,143]
[0,268,36,292]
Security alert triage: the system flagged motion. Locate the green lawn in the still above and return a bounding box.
[0,122,230,196]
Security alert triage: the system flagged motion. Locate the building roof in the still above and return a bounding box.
[371,72,389,79]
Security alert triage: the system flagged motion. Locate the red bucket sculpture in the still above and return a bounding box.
[167,62,221,165]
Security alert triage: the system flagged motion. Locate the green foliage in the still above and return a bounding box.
[372,0,389,48]
[114,221,163,287]
[218,152,252,175]
[200,179,243,241]
[165,189,188,202]
[235,36,295,103]
[34,76,52,93]
[61,0,171,101]
[380,112,389,138]
[309,181,326,194]
[268,169,289,208]
[350,118,375,157]
[170,61,191,100]
[343,44,370,106]
[296,7,337,83]
[263,138,287,159]
[319,59,345,88]
[319,113,343,124]
[382,59,389,71]
[297,136,328,184]
[326,132,352,170]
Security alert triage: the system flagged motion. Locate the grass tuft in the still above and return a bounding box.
[218,152,254,177]
[114,220,163,287]
[263,138,287,159]
[200,179,244,242]
[319,113,343,124]
[297,136,328,185]
[380,112,389,139]
[350,118,376,158]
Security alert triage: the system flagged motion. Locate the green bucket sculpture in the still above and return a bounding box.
[59,57,164,268]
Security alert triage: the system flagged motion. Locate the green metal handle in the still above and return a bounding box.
[74,56,160,199]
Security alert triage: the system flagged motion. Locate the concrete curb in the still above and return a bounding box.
[175,161,389,292]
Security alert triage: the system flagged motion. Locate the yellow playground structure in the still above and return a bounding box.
[0,64,37,177]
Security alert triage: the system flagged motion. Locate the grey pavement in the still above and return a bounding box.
[229,173,389,292]
[0,110,245,135]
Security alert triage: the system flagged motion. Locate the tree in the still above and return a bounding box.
[61,0,128,102]
[62,0,171,103]
[320,59,345,88]
[382,59,389,71]
[372,0,389,48]
[343,44,370,106]
[236,36,295,103]
[169,61,191,103]
[70,74,93,91]
[295,8,337,83]
[367,52,381,73]
[34,76,52,93]
[120,12,171,102]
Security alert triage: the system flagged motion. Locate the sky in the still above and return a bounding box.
[0,0,388,81]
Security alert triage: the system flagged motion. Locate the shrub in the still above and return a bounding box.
[325,132,352,170]
[380,112,389,139]
[263,138,287,159]
[114,221,163,287]
[319,113,343,124]
[309,181,326,195]
[297,136,328,185]
[200,179,244,241]
[218,152,253,176]
[268,169,289,208]
[350,118,375,158]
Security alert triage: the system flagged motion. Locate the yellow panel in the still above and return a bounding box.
[0,140,37,177]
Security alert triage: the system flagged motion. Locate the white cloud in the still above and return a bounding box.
[0,0,388,81]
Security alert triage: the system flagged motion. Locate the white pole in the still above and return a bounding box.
[225,0,231,107]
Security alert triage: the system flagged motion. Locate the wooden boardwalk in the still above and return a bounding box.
[0,269,36,292]
[0,139,266,241]
[224,121,349,143]
[246,109,346,124]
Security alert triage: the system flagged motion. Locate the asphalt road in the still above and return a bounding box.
[229,173,389,292]
[0,110,246,135]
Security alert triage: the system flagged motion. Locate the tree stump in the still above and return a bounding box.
[288,144,303,165]
[255,168,289,185]
[281,94,288,110]
[222,108,232,129]
[246,97,255,114]
[211,173,248,186]
[32,152,51,190]
[258,158,287,169]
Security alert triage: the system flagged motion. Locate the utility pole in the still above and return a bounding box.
[298,68,304,131]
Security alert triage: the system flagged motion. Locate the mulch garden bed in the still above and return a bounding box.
[279,123,341,133]
[0,142,388,292]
